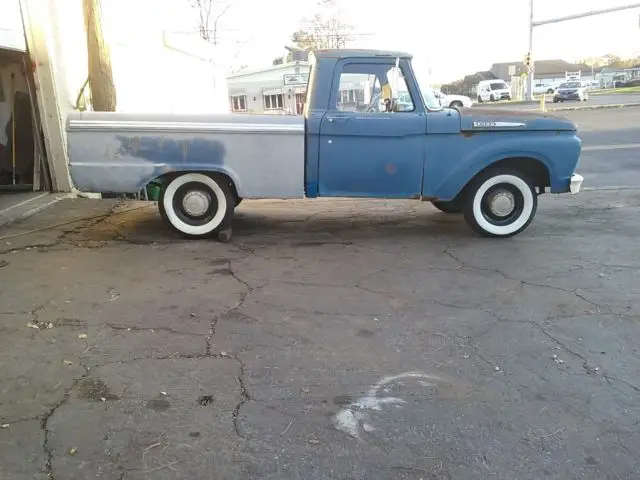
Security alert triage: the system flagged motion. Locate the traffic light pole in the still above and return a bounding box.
[526,0,534,101]
[525,1,640,102]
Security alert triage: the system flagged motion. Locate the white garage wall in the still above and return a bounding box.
[0,0,26,52]
[40,0,229,115]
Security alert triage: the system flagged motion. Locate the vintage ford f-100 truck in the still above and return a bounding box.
[66,49,583,239]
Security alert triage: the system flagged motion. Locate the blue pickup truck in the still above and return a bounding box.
[66,49,583,239]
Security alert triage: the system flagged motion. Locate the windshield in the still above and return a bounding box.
[390,68,442,111]
[490,82,508,90]
[421,87,442,110]
[559,82,581,88]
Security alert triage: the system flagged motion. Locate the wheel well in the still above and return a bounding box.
[152,170,240,201]
[460,157,550,198]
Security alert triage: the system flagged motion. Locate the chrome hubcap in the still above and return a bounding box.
[488,190,515,217]
[182,190,210,216]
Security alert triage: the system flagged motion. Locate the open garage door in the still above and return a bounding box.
[0,0,51,192]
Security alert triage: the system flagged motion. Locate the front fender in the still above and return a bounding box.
[426,132,580,201]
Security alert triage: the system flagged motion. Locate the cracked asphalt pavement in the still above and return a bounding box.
[1,184,639,480]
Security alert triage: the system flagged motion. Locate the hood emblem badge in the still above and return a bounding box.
[473,121,526,128]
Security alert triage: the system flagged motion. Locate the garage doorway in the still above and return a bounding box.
[0,47,50,193]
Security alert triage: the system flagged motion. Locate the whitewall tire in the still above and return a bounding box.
[160,172,234,238]
[463,168,538,238]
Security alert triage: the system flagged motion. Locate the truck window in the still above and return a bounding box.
[334,63,416,113]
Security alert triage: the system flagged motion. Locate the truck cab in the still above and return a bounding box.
[66,49,583,240]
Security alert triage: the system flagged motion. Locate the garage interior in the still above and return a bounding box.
[0,46,50,194]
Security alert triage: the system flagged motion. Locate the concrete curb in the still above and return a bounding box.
[475,102,640,112]
[0,193,75,228]
[546,102,640,112]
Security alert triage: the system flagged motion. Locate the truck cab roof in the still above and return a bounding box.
[311,49,413,60]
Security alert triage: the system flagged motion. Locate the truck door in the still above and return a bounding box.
[317,60,426,198]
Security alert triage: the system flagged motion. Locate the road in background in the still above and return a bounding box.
[476,93,640,110]
[561,108,640,189]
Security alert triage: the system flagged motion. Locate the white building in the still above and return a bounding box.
[227,62,311,115]
[226,59,376,115]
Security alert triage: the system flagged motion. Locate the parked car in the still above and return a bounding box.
[431,90,473,108]
[476,79,511,102]
[553,81,588,103]
[66,49,584,239]
[398,90,473,109]
[533,83,556,95]
[622,78,640,88]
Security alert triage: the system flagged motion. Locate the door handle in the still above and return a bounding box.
[326,116,348,123]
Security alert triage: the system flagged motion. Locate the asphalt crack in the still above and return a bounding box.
[443,247,608,314]
[40,367,90,480]
[231,357,252,438]
[106,323,203,338]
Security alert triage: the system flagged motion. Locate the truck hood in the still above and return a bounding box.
[460,108,576,131]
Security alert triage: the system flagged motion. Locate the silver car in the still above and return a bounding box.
[553,81,589,103]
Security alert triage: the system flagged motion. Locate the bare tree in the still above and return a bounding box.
[82,0,116,111]
[189,0,231,45]
[291,15,352,51]
[290,0,352,52]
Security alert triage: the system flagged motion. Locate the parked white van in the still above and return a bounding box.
[476,79,511,102]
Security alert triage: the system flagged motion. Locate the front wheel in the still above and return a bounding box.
[463,168,538,238]
[160,172,235,238]
[450,101,463,109]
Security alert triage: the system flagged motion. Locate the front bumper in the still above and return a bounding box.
[570,173,584,194]
[555,93,581,101]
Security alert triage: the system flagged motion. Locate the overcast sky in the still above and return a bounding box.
[114,0,640,83]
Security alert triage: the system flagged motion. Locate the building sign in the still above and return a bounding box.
[283,73,309,86]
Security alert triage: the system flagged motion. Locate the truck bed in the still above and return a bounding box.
[66,111,306,198]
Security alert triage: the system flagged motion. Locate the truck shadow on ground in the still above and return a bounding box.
[103,202,475,245]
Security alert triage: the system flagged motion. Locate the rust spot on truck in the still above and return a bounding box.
[181,140,190,160]
[129,136,140,154]
[461,131,475,138]
[385,163,397,175]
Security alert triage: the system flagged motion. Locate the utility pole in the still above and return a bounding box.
[525,2,640,102]
[526,0,534,101]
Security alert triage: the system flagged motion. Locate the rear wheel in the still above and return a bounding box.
[463,168,538,238]
[160,172,235,238]
[477,96,483,103]
[432,200,462,214]
[490,94,495,101]
[450,100,463,109]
